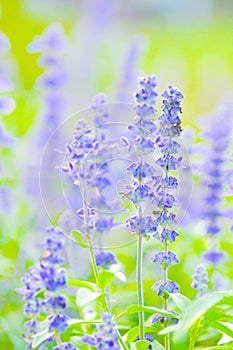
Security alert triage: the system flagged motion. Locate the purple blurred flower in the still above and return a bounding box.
[192,264,208,293]
[152,280,179,296]
[95,251,117,268]
[200,110,232,274]
[82,313,120,349]
[126,216,157,237]
[152,311,179,325]
[203,251,225,264]
[117,36,145,103]
[17,226,72,347]
[136,333,153,342]
[27,23,69,52]
[53,342,78,350]
[152,251,179,267]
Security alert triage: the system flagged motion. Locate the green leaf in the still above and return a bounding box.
[98,270,115,291]
[68,318,102,326]
[135,340,151,350]
[212,321,233,339]
[76,288,104,307]
[72,230,89,248]
[126,325,159,343]
[179,293,223,332]
[152,340,166,349]
[34,288,45,299]
[114,304,181,321]
[31,319,53,348]
[204,308,233,324]
[169,293,191,314]
[32,331,54,348]
[214,291,233,307]
[204,344,233,350]
[158,324,180,335]
[68,279,96,292]
[172,293,224,344]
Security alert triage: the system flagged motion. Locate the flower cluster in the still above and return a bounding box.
[17,226,76,349]
[152,310,179,326]
[126,215,157,238]
[151,85,183,298]
[63,94,117,269]
[95,251,117,269]
[27,23,69,144]
[152,279,179,296]
[201,111,231,266]
[124,75,158,230]
[25,24,70,203]
[82,313,120,349]
[63,94,110,190]
[192,264,208,294]
[117,37,143,103]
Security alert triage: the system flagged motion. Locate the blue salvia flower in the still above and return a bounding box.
[152,311,179,326]
[201,111,231,267]
[151,279,179,296]
[82,313,120,349]
[126,216,157,238]
[95,251,117,268]
[192,264,208,295]
[123,75,158,211]
[17,226,77,349]
[27,23,69,145]
[25,24,70,203]
[117,37,144,103]
[91,95,119,267]
[136,334,153,343]
[122,76,158,341]
[53,343,78,350]
[63,94,118,269]
[151,85,183,329]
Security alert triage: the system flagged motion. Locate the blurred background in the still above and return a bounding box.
[0,0,233,349]
[1,0,233,134]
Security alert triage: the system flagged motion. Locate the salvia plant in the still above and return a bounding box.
[17,76,233,350]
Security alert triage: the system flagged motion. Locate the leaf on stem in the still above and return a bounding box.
[71,230,89,248]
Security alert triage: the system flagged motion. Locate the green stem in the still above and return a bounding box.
[188,337,195,350]
[82,183,99,287]
[163,240,170,350]
[82,181,129,349]
[54,331,62,349]
[87,235,99,288]
[118,333,129,350]
[137,208,144,340]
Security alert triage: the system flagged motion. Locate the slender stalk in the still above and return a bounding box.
[163,240,170,350]
[82,182,99,287]
[137,205,144,340]
[54,331,62,349]
[188,337,195,350]
[87,235,99,287]
[118,332,130,350]
[82,180,129,349]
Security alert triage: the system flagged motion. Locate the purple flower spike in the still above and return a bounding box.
[95,251,117,268]
[17,226,71,348]
[192,264,208,293]
[152,280,179,296]
[82,313,120,349]
[203,251,226,264]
